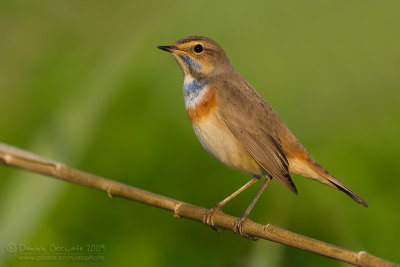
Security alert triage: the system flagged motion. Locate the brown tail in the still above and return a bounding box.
[310,161,368,207]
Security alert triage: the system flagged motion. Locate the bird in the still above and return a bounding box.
[158,36,368,239]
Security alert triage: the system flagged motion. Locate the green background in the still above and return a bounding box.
[1,1,399,266]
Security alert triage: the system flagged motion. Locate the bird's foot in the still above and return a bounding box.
[202,206,223,233]
[233,217,258,241]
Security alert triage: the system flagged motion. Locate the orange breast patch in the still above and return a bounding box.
[187,85,217,123]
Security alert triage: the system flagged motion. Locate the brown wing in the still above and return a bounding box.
[216,77,297,194]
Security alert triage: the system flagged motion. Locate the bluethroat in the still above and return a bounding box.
[158,36,367,239]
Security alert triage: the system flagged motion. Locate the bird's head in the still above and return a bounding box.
[158,36,232,78]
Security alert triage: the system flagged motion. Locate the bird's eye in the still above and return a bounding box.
[194,44,203,53]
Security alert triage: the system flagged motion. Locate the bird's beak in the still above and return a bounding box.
[158,45,188,57]
[157,45,176,53]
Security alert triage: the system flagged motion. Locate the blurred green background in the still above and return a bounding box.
[1,0,399,266]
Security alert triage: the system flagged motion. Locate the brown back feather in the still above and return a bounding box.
[215,74,298,194]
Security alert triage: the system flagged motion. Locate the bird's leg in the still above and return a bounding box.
[202,176,260,231]
[234,176,271,240]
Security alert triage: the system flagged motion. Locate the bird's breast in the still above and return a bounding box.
[184,76,217,123]
[190,109,264,176]
[183,77,264,176]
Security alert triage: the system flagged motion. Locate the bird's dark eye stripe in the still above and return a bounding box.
[194,44,203,53]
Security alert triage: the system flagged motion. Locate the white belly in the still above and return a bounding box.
[191,110,264,176]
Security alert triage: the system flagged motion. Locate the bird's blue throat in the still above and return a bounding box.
[180,55,201,70]
[183,76,206,107]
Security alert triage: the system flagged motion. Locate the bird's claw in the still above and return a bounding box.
[202,207,223,233]
[234,217,258,241]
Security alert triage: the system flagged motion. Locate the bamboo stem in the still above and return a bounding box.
[0,142,397,267]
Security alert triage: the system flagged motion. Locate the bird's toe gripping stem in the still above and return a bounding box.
[202,206,224,233]
[233,217,258,241]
